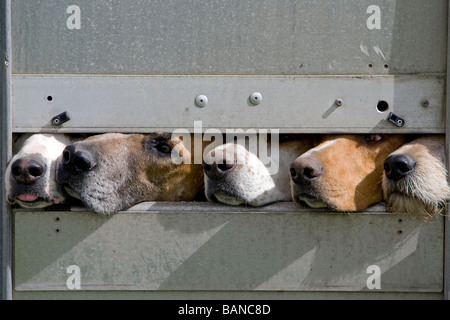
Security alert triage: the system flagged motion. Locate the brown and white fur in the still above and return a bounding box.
[56,132,204,215]
[5,134,73,209]
[203,138,315,206]
[290,134,409,212]
[382,135,450,218]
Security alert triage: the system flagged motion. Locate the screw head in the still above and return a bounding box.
[195,95,208,108]
[249,92,263,105]
[335,98,344,107]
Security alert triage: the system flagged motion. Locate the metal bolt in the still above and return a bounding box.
[387,112,405,127]
[4,54,10,68]
[335,98,344,107]
[421,99,430,108]
[51,111,71,126]
[195,95,208,108]
[249,92,263,105]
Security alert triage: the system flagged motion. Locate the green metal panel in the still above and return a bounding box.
[11,0,447,75]
[14,203,444,294]
[6,0,450,300]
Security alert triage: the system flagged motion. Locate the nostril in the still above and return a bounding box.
[28,161,45,177]
[290,167,297,178]
[302,164,323,181]
[63,145,77,166]
[217,162,235,172]
[11,163,22,177]
[303,167,314,180]
[63,149,71,165]
[203,159,235,179]
[397,159,415,173]
[72,152,94,173]
[63,145,96,174]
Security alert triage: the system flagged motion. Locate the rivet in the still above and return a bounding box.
[335,98,344,107]
[195,95,208,108]
[249,92,263,105]
[421,99,430,108]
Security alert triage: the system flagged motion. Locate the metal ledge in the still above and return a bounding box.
[14,202,444,293]
[12,74,445,134]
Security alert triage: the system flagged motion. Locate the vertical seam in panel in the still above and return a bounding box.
[1,0,12,301]
[445,0,450,301]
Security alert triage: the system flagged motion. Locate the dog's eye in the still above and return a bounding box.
[364,134,384,143]
[156,143,172,154]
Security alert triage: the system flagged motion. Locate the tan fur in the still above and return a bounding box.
[382,135,450,218]
[56,133,204,214]
[290,134,409,212]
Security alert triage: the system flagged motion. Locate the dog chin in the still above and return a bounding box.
[296,194,328,209]
[14,198,54,209]
[386,192,444,218]
[64,184,128,215]
[212,190,247,206]
[64,186,82,200]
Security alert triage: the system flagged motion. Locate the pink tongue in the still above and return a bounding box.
[18,194,39,202]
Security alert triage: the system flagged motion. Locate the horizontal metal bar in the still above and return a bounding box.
[12,74,445,134]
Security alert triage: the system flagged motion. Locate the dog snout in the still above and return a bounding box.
[11,157,46,185]
[203,150,237,179]
[290,156,323,183]
[63,145,96,174]
[384,154,416,181]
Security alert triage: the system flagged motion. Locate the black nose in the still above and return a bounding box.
[290,156,323,183]
[384,154,416,181]
[203,150,237,179]
[63,145,96,174]
[11,157,46,185]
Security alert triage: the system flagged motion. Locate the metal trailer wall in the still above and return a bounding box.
[445,0,450,300]
[9,0,448,134]
[0,0,4,302]
[1,0,12,301]
[2,0,449,299]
